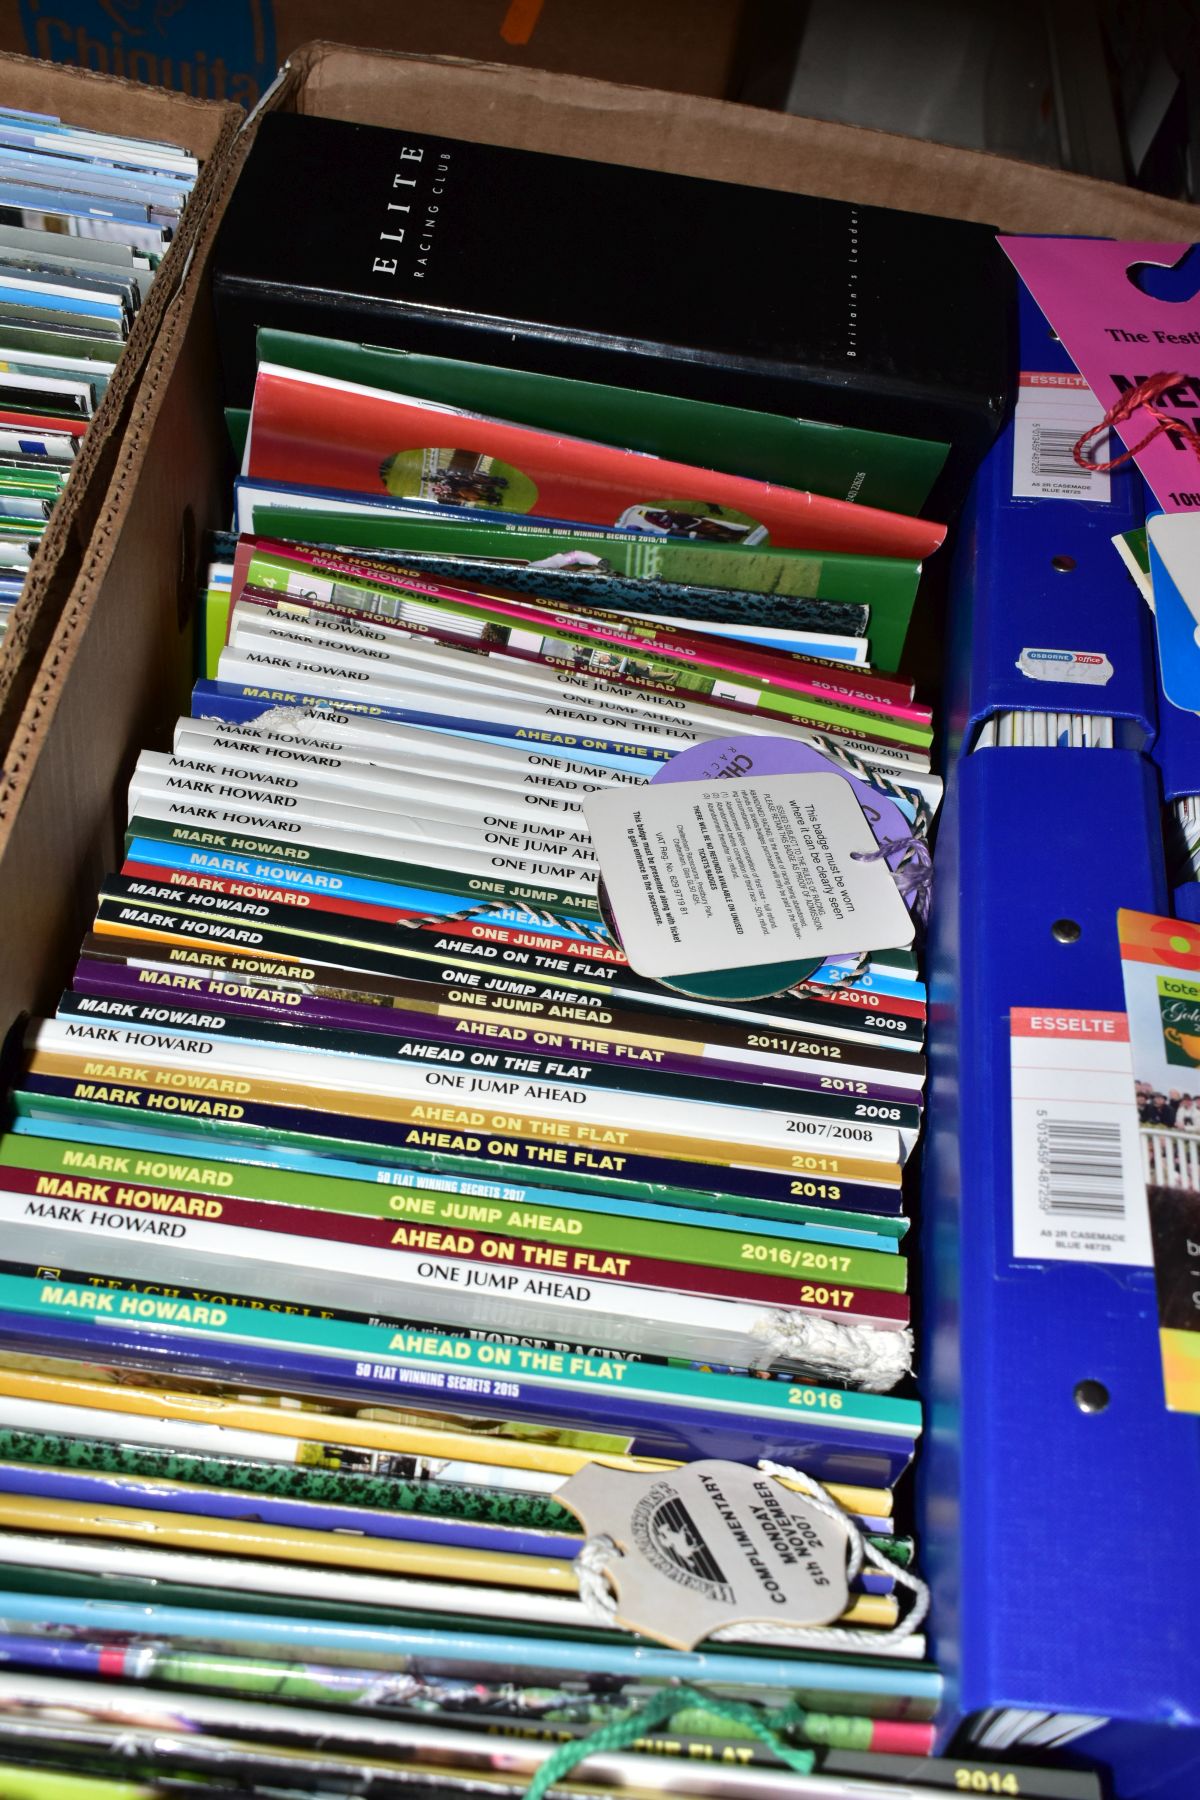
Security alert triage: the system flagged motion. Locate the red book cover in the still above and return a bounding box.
[0,409,86,437]
[245,365,946,561]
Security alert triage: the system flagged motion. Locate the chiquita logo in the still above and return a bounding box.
[632,1483,735,1603]
[20,0,276,104]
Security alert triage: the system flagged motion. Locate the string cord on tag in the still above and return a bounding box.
[575,1461,929,1652]
[1073,371,1200,473]
[541,1466,931,1800]
[807,731,934,932]
[520,1682,817,1800]
[851,833,932,923]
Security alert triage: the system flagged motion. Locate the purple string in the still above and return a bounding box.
[851,833,933,925]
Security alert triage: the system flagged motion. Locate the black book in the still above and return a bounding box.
[819,1749,1103,1800]
[213,111,1014,513]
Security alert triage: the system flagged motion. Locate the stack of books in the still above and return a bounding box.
[0,103,198,629]
[0,110,1099,1800]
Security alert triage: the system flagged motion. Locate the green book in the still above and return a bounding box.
[226,403,249,461]
[0,322,123,363]
[239,541,932,746]
[12,1088,908,1239]
[258,328,948,518]
[247,505,922,674]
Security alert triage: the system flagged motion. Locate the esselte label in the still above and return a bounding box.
[1010,1007,1151,1265]
[1016,647,1114,686]
[1012,372,1111,503]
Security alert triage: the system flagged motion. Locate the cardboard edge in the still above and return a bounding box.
[291,38,1200,236]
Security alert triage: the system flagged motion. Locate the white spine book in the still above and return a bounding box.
[33,1015,904,1162]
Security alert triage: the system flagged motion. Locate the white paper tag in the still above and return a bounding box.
[1010,1007,1151,1265]
[1012,372,1111,502]
[583,774,914,982]
[1148,511,1200,716]
[1016,647,1114,685]
[557,1459,850,1652]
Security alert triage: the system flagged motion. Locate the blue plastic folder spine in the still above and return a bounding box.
[1149,658,1200,805]
[943,283,1152,758]
[919,746,1200,1789]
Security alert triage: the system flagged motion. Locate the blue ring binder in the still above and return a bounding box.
[922,278,1200,1795]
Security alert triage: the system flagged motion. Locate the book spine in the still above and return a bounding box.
[234,588,925,741]
[248,539,911,709]
[243,544,922,719]
[0,1488,584,1595]
[29,1019,904,1183]
[100,866,928,1052]
[119,859,607,953]
[21,1051,899,1209]
[127,784,596,897]
[192,677,933,776]
[225,632,932,754]
[17,1071,906,1220]
[82,925,925,1088]
[56,985,920,1149]
[5,1130,905,1288]
[25,1043,902,1196]
[160,734,598,840]
[0,1175,910,1340]
[79,945,924,1103]
[131,764,599,888]
[0,1311,916,1485]
[0,1155,908,1317]
[0,1423,577,1527]
[0,1514,600,1633]
[210,669,673,774]
[0,1376,606,1484]
[0,1268,920,1433]
[179,706,636,794]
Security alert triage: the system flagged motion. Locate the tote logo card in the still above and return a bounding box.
[1119,907,1200,1412]
[557,1459,850,1651]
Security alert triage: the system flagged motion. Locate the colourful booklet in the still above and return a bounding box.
[1120,906,1200,1413]
[244,504,923,675]
[255,328,950,517]
[243,363,947,562]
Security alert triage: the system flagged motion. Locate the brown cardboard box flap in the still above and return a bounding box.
[287,39,1199,235]
[1,41,1197,1028]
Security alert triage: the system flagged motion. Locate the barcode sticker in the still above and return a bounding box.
[1012,372,1111,503]
[1010,1007,1152,1264]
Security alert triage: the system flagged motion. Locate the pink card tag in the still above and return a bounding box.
[999,237,1200,514]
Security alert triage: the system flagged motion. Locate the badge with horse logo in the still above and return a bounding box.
[557,1459,850,1650]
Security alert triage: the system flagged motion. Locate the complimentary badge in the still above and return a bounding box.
[556,1459,850,1651]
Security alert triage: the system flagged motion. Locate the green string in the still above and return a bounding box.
[522,1684,816,1800]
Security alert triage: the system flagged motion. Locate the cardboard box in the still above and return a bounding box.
[0,50,240,753]
[0,43,1198,1787]
[2,1,752,104]
[4,32,1197,1028]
